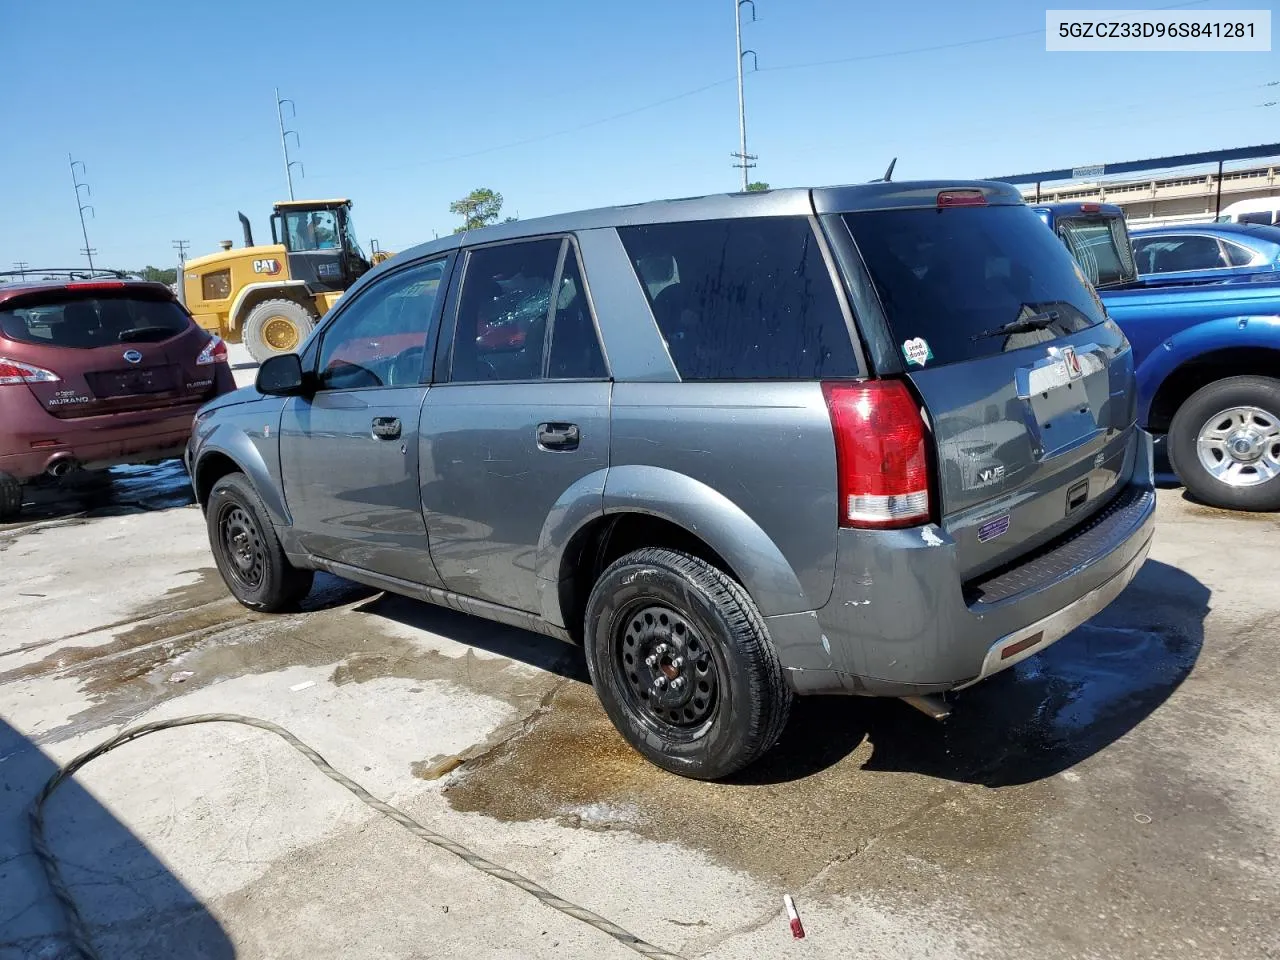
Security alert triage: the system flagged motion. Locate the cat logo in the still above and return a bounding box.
[252,258,282,275]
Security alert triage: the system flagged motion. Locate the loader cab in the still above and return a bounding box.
[270,199,372,293]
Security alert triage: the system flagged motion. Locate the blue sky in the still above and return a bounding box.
[1,0,1275,269]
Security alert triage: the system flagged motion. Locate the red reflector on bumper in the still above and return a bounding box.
[1000,631,1045,660]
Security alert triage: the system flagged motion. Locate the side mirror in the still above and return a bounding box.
[256,353,307,396]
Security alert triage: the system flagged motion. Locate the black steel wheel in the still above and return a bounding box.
[614,603,721,739]
[0,474,21,522]
[585,547,791,780]
[206,472,313,611]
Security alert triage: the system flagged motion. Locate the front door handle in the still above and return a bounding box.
[537,422,580,451]
[372,416,402,440]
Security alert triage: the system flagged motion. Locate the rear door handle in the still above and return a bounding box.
[372,416,402,440]
[537,422,580,451]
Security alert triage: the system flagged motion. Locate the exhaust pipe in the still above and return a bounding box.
[238,212,254,248]
[46,457,79,479]
[901,694,952,721]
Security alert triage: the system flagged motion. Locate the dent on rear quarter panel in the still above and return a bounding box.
[606,381,839,615]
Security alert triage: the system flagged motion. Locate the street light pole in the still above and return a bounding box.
[732,0,759,191]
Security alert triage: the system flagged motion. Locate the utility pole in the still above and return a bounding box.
[732,0,759,191]
[172,239,189,264]
[275,88,304,201]
[69,154,97,270]
[12,261,29,280]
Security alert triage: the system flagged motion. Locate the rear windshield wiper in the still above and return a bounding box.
[970,310,1060,341]
[117,326,176,342]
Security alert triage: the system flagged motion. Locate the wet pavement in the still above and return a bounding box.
[1,463,1278,959]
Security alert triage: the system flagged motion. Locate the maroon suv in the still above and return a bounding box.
[0,275,236,520]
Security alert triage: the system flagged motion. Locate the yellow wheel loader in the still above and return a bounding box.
[181,199,387,363]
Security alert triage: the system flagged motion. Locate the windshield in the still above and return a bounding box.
[0,294,190,348]
[285,209,340,251]
[844,205,1107,367]
[1057,216,1137,288]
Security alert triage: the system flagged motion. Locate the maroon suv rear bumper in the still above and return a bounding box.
[0,401,206,481]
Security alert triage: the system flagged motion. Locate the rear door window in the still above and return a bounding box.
[617,216,858,380]
[843,205,1107,368]
[0,295,190,348]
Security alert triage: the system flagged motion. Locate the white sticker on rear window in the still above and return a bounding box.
[902,337,933,367]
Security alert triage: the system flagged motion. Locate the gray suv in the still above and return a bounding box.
[188,182,1156,779]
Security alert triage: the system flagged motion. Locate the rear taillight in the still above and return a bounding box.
[0,357,61,386]
[822,380,931,529]
[937,190,987,208]
[196,335,229,366]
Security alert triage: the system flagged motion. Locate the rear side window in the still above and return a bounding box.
[450,238,608,382]
[0,295,190,348]
[844,205,1108,368]
[617,216,858,380]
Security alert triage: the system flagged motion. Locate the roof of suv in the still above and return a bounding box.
[385,179,1024,276]
[0,277,175,309]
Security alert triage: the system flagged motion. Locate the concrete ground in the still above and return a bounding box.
[1,465,1278,960]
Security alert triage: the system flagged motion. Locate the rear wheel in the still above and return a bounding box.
[583,548,791,780]
[0,474,22,522]
[242,299,317,364]
[1169,375,1280,511]
[207,473,313,611]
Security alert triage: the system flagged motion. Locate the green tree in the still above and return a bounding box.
[450,188,506,233]
[746,181,770,192]
[137,265,177,285]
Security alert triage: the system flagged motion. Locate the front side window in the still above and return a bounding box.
[286,209,340,252]
[315,258,446,390]
[617,216,857,380]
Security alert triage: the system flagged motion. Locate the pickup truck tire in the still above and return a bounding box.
[0,474,21,522]
[583,547,792,780]
[1169,375,1280,512]
[242,299,317,364]
[207,472,314,611]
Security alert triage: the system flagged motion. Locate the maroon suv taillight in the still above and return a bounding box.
[196,335,229,366]
[0,357,61,386]
[822,380,931,529]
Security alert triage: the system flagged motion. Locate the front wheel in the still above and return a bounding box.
[207,473,313,611]
[1168,375,1280,511]
[583,548,792,780]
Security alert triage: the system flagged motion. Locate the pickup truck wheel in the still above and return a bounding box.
[0,474,22,522]
[1169,375,1280,511]
[583,548,792,780]
[207,473,314,611]
[242,299,317,364]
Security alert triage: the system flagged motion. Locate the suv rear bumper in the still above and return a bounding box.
[769,430,1157,697]
[0,401,206,481]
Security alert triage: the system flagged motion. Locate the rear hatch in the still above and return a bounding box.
[0,284,221,418]
[840,190,1138,580]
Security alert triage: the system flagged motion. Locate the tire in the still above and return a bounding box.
[1168,375,1280,512]
[0,474,21,522]
[241,299,317,364]
[206,472,313,611]
[583,548,792,780]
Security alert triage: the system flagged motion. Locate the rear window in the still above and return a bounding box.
[0,294,190,348]
[1057,217,1136,288]
[617,216,859,380]
[844,205,1108,368]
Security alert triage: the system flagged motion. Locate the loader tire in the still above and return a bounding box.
[242,299,317,364]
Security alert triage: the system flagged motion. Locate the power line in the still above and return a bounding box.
[68,154,97,271]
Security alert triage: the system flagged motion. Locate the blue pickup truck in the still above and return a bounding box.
[1036,202,1280,511]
